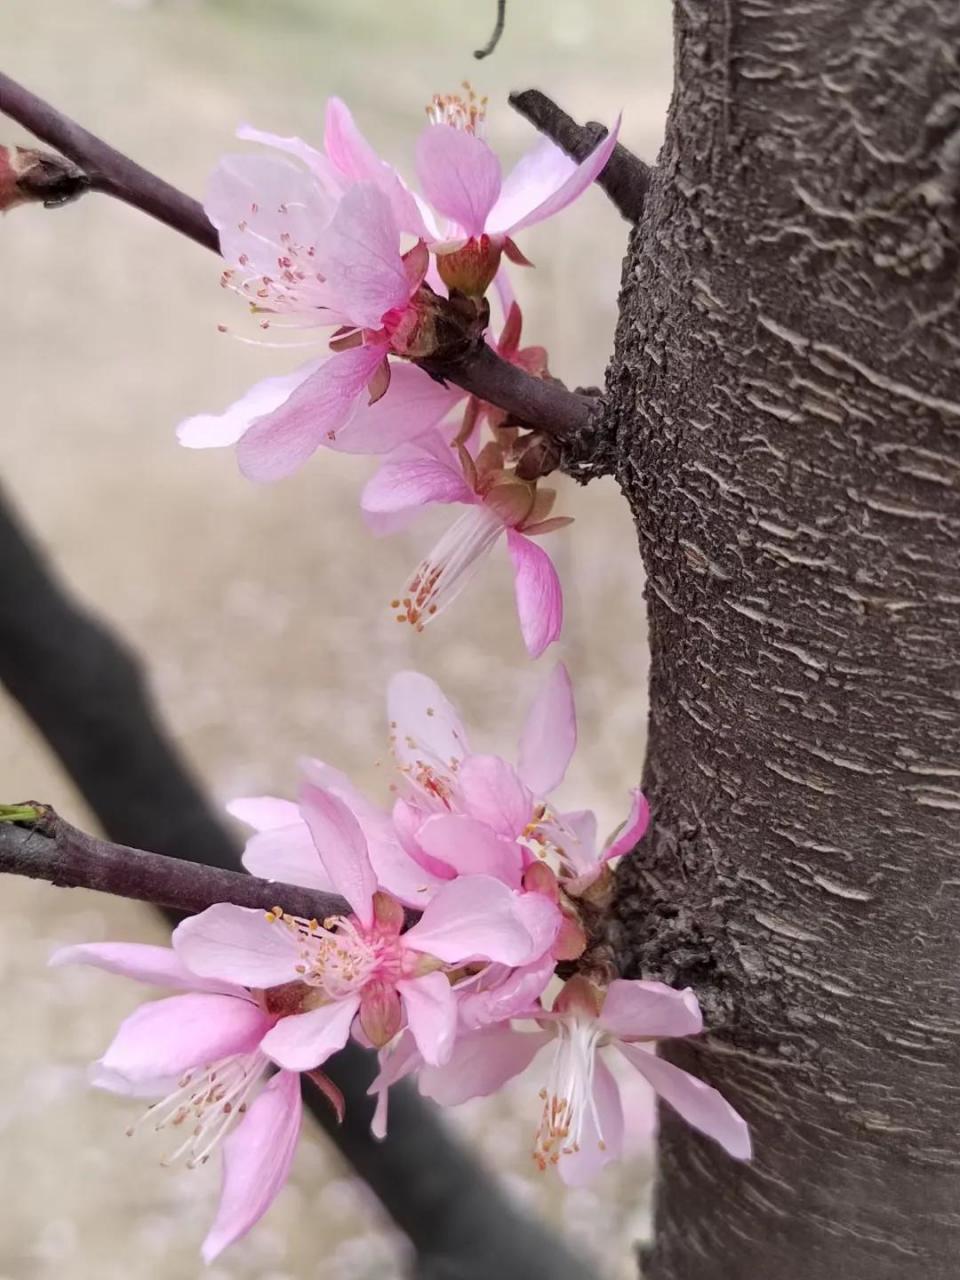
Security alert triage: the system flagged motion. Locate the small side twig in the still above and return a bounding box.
[0,805,349,921]
[509,88,652,223]
[475,0,507,59]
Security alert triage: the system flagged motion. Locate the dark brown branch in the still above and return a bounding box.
[509,88,652,223]
[474,0,507,59]
[0,806,348,921]
[0,69,595,441]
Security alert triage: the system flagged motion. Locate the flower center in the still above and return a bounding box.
[129,1049,270,1169]
[534,1017,605,1170]
[273,911,398,999]
[426,83,488,136]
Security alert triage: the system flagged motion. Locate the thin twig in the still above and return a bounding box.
[0,68,595,440]
[475,0,507,59]
[0,806,349,921]
[509,88,652,222]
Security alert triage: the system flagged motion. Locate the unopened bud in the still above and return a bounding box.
[0,145,88,213]
[515,432,562,481]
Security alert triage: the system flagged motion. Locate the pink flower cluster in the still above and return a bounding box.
[55,668,749,1260]
[178,90,619,656]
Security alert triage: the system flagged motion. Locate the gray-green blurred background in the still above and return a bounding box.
[0,2,671,1276]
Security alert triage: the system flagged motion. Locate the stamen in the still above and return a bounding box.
[425,83,488,136]
[395,505,504,633]
[533,1018,605,1170]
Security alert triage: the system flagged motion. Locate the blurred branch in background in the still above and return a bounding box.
[0,488,593,1280]
[474,0,507,60]
[0,69,594,445]
[509,89,651,223]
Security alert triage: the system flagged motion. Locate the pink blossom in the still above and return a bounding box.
[419,975,752,1185]
[194,779,559,1070]
[417,87,621,294]
[50,941,310,1262]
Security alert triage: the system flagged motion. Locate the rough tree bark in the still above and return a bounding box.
[601,3,960,1277]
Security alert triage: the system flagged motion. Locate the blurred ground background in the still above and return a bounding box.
[0,2,672,1277]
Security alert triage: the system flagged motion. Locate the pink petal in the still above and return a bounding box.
[603,788,651,861]
[315,183,411,327]
[517,662,577,796]
[617,1042,752,1160]
[100,993,268,1084]
[457,955,555,1030]
[228,796,301,831]
[368,1032,421,1138]
[514,890,562,960]
[600,980,703,1041]
[489,118,622,237]
[506,529,563,658]
[387,671,470,773]
[240,822,335,893]
[236,343,386,482]
[404,875,546,966]
[397,971,458,1067]
[172,905,300,988]
[415,813,524,888]
[260,995,360,1071]
[362,454,474,520]
[324,98,429,239]
[236,123,334,184]
[301,759,444,908]
[487,138,577,236]
[415,125,502,238]
[202,1069,302,1263]
[557,1054,624,1187]
[419,1026,548,1106]
[177,362,323,451]
[49,942,240,996]
[458,754,534,839]
[299,782,377,927]
[327,363,462,456]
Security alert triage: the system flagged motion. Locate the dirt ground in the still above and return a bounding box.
[0,3,672,1276]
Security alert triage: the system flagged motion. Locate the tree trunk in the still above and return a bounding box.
[605,3,960,1276]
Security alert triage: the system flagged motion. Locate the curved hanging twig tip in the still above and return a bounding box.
[474,0,507,59]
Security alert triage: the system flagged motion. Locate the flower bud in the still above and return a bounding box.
[0,145,88,213]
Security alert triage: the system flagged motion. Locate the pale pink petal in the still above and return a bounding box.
[456,955,555,1030]
[327,363,462,455]
[202,1069,302,1263]
[362,454,474,521]
[404,875,545,966]
[299,782,377,926]
[418,1026,549,1106]
[178,362,324,450]
[397,971,458,1067]
[415,813,524,887]
[100,993,268,1084]
[300,759,444,907]
[415,125,502,238]
[557,1054,624,1187]
[603,788,651,861]
[517,662,577,796]
[49,942,239,997]
[228,796,301,831]
[506,529,563,658]
[493,264,516,320]
[260,995,360,1071]
[315,183,410,327]
[387,671,470,773]
[458,754,534,839]
[205,154,333,273]
[236,343,386,483]
[489,119,621,237]
[600,980,703,1041]
[323,98,430,239]
[172,905,300,988]
[487,138,577,236]
[368,1032,421,1139]
[617,1042,752,1160]
[392,797,458,882]
[241,822,335,893]
[514,890,562,960]
[236,122,334,182]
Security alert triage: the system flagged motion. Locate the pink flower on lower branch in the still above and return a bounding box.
[50,941,314,1263]
[419,975,751,1186]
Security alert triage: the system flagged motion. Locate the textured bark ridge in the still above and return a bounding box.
[604,3,960,1276]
